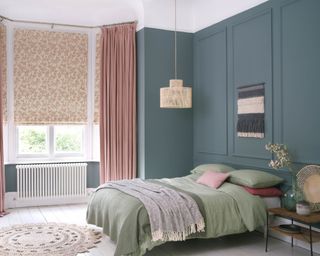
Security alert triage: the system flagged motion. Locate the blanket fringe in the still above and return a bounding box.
[152,219,205,242]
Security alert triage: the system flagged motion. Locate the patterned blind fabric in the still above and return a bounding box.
[14,29,88,125]
[0,25,7,122]
[94,33,101,124]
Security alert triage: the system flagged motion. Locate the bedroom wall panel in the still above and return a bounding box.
[278,0,320,164]
[194,29,227,156]
[194,0,320,174]
[231,10,272,159]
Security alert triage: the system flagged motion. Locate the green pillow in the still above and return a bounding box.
[229,170,283,188]
[191,164,235,175]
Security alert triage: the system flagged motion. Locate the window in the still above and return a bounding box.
[54,126,83,154]
[16,125,85,159]
[3,26,101,163]
[18,126,48,155]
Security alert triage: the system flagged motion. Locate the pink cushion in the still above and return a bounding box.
[242,186,283,197]
[196,171,230,189]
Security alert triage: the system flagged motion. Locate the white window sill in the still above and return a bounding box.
[5,158,100,165]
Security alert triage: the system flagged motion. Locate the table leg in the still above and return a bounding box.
[309,225,313,256]
[291,219,294,247]
[265,211,269,252]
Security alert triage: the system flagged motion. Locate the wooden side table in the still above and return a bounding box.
[265,208,320,256]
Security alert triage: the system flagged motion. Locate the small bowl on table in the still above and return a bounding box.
[296,201,311,215]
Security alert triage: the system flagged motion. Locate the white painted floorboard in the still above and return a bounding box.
[0,204,318,256]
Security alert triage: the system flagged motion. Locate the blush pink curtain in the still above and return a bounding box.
[0,64,5,216]
[99,23,137,183]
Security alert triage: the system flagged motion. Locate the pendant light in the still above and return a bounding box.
[160,0,192,108]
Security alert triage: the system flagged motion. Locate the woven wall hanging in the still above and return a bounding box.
[237,83,265,138]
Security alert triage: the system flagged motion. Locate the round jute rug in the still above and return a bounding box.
[0,223,102,256]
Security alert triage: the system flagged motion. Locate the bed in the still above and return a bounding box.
[86,171,268,256]
[262,197,281,209]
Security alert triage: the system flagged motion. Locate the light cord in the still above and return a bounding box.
[174,0,177,79]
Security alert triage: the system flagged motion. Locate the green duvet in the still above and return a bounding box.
[86,174,267,256]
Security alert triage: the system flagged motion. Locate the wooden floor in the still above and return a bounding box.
[0,204,317,256]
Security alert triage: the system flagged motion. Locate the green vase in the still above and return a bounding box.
[282,187,296,211]
[282,174,303,211]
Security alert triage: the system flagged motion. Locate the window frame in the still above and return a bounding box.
[4,22,100,164]
[15,125,86,160]
[5,123,100,164]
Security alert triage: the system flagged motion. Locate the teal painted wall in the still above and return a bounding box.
[5,162,100,192]
[138,28,194,179]
[193,0,320,186]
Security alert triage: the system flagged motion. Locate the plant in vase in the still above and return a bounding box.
[265,143,301,211]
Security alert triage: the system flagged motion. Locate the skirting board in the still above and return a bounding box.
[5,188,96,209]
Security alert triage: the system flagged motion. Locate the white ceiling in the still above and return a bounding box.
[0,0,268,32]
[191,0,268,32]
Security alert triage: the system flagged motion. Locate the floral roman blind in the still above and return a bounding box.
[94,33,101,124]
[13,29,88,125]
[0,24,7,122]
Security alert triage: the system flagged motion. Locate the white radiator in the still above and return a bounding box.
[16,163,88,207]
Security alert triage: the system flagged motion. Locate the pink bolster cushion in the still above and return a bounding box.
[196,171,230,189]
[242,186,283,197]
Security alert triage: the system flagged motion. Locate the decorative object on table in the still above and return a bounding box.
[265,143,303,211]
[160,0,192,109]
[297,165,320,212]
[237,83,265,138]
[282,188,297,212]
[278,224,302,234]
[296,200,311,215]
[0,223,102,256]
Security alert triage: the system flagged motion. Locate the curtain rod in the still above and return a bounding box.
[0,15,137,29]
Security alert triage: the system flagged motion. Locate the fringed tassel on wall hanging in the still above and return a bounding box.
[237,83,265,138]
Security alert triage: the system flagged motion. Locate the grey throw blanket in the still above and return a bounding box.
[97,179,205,242]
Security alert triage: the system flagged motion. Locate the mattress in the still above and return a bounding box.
[262,197,281,209]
